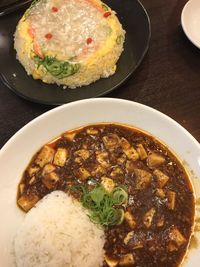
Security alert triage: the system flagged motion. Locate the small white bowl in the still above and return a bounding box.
[181,0,200,49]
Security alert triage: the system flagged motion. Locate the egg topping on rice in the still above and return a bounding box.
[14,0,125,88]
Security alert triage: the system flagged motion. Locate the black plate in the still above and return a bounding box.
[0,0,151,105]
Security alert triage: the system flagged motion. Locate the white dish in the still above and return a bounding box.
[181,0,200,49]
[0,98,200,266]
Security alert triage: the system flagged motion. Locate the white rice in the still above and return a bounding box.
[14,191,105,267]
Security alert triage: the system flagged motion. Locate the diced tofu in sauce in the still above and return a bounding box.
[86,128,98,135]
[153,169,169,188]
[29,176,36,185]
[35,145,55,167]
[91,164,106,177]
[104,255,118,267]
[117,154,127,165]
[123,147,139,161]
[63,131,76,141]
[124,231,134,245]
[147,153,165,168]
[143,208,156,228]
[167,191,176,210]
[77,167,91,180]
[53,147,68,167]
[119,137,139,160]
[101,177,115,193]
[124,211,137,229]
[119,254,135,266]
[126,160,137,173]
[27,165,40,176]
[120,137,131,149]
[103,134,120,150]
[96,151,110,168]
[42,171,59,189]
[17,194,39,212]
[42,163,56,176]
[155,188,165,199]
[136,144,148,160]
[110,167,123,178]
[75,149,90,160]
[134,169,152,190]
[168,227,186,251]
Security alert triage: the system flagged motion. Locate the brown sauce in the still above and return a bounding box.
[17,123,195,267]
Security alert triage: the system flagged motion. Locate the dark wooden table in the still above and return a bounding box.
[0,0,200,148]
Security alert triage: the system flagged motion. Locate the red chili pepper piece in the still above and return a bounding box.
[103,11,111,18]
[45,33,53,39]
[52,6,58,12]
[86,37,93,44]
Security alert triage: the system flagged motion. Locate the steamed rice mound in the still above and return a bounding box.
[14,191,105,267]
[14,0,125,88]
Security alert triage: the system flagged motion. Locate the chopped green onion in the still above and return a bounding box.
[34,56,80,79]
[73,184,128,226]
[102,3,109,11]
[112,187,128,205]
[116,35,124,45]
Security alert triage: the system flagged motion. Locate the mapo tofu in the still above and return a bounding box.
[17,123,195,267]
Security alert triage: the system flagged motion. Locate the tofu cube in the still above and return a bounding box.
[17,194,39,212]
[120,137,131,149]
[143,208,156,228]
[42,163,56,176]
[155,188,165,199]
[27,165,40,176]
[42,171,59,189]
[77,167,91,181]
[110,167,123,178]
[101,177,115,193]
[124,211,137,229]
[136,144,147,160]
[124,147,139,161]
[134,169,152,190]
[102,134,120,150]
[96,151,110,168]
[75,149,90,160]
[104,255,119,267]
[147,153,165,168]
[167,191,176,210]
[64,132,76,141]
[35,146,55,167]
[124,231,134,245]
[153,169,169,188]
[119,254,135,266]
[53,147,68,167]
[86,128,98,135]
[168,227,186,251]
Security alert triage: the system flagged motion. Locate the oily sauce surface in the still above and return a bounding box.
[17,124,195,267]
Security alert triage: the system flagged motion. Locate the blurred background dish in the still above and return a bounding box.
[0,0,150,105]
[181,0,200,49]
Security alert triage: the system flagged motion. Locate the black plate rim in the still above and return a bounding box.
[0,0,151,106]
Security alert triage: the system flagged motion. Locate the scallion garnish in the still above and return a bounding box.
[34,56,80,79]
[71,184,128,226]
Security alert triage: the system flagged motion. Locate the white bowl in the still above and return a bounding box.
[181,0,200,49]
[0,98,200,266]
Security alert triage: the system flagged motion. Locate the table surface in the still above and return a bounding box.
[0,0,200,149]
